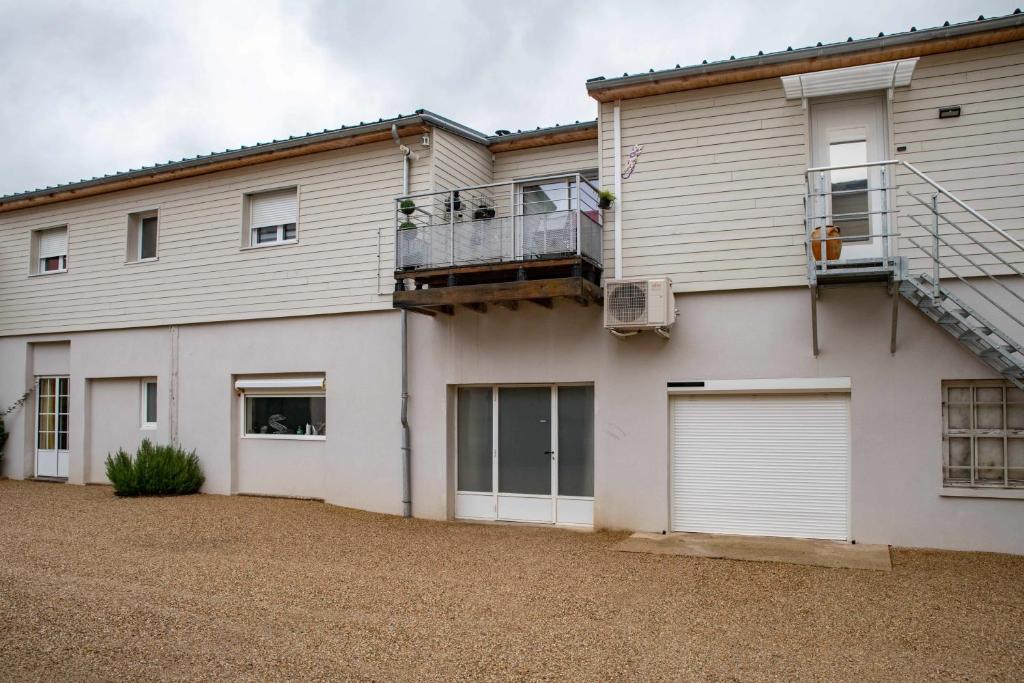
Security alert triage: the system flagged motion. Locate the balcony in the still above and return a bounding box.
[393,174,604,314]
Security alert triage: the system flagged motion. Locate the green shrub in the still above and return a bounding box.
[105,439,204,496]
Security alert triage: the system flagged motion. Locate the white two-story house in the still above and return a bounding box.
[1,13,1022,554]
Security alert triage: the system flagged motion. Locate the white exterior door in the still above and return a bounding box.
[455,385,594,526]
[810,94,890,260]
[35,376,70,478]
[671,393,851,540]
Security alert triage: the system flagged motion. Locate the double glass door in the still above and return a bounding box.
[35,376,69,478]
[456,385,594,526]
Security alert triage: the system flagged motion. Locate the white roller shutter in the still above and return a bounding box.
[671,393,850,540]
[37,227,68,258]
[250,189,297,229]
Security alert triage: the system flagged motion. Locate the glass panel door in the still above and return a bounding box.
[557,386,594,497]
[36,376,69,478]
[454,384,594,526]
[498,387,551,495]
[457,387,493,492]
[519,180,575,258]
[810,94,889,261]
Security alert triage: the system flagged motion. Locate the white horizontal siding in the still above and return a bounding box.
[604,40,1024,291]
[430,128,492,191]
[492,140,597,184]
[892,41,1024,277]
[0,136,431,335]
[602,79,808,290]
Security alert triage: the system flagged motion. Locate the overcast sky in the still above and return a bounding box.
[0,0,1012,196]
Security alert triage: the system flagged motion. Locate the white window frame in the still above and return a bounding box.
[236,376,325,441]
[127,210,159,263]
[31,226,68,276]
[942,380,1023,493]
[245,187,299,249]
[141,379,158,429]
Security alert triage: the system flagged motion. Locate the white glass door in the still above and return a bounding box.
[454,385,594,526]
[497,387,554,522]
[810,94,890,260]
[35,376,69,478]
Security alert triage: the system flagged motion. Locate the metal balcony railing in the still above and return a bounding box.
[804,159,901,283]
[394,173,604,271]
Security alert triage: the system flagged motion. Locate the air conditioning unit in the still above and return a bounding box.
[603,277,676,338]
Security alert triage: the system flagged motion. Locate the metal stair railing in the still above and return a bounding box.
[894,161,1024,387]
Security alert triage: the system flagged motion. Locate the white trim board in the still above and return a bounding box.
[667,377,851,394]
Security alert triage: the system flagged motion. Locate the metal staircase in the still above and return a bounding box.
[900,274,1024,389]
[805,160,1024,389]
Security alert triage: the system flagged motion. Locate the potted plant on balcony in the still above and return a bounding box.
[811,224,842,261]
[399,199,416,216]
[444,190,462,214]
[598,189,615,210]
[473,201,496,220]
[398,220,423,270]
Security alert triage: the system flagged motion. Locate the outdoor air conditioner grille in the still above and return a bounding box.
[607,281,648,326]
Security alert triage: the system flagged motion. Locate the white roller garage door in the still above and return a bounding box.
[671,393,850,540]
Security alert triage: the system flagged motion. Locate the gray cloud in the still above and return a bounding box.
[0,0,1011,195]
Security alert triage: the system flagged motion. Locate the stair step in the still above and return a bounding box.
[980,345,1016,359]
[958,329,993,341]
[937,310,970,323]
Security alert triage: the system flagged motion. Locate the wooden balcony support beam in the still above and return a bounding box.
[393,277,601,312]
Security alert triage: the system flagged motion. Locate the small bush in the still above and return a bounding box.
[105,439,204,496]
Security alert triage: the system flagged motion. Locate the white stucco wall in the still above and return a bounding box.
[409,284,1024,555]
[86,377,164,484]
[1,286,1021,555]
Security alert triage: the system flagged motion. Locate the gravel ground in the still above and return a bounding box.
[1,480,1021,682]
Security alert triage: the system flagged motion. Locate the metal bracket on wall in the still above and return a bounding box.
[889,284,900,355]
[810,285,819,357]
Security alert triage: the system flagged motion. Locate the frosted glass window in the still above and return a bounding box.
[943,383,1023,487]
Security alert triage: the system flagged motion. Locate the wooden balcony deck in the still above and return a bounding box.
[393,255,602,315]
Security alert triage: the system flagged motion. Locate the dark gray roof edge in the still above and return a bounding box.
[414,110,489,144]
[0,113,438,205]
[486,120,597,144]
[0,110,597,206]
[587,12,1024,93]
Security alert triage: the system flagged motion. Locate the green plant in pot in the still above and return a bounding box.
[399,199,416,216]
[399,221,416,230]
[598,189,615,210]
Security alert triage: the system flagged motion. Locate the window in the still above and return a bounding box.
[828,139,870,242]
[32,226,68,274]
[127,211,158,262]
[236,376,325,439]
[943,381,1024,488]
[141,380,157,428]
[247,188,298,247]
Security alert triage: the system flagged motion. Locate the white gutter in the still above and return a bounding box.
[612,100,623,279]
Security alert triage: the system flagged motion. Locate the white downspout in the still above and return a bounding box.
[392,124,416,518]
[612,100,623,279]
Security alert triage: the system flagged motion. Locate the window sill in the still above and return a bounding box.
[241,239,298,252]
[141,423,157,430]
[29,269,68,277]
[940,487,1024,500]
[125,257,159,265]
[241,434,325,442]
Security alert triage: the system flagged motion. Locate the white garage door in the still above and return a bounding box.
[671,393,850,540]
